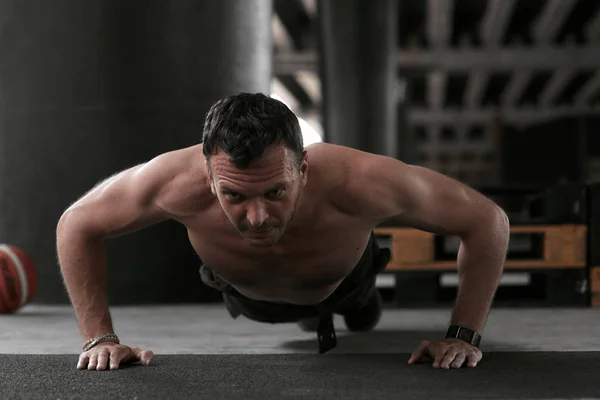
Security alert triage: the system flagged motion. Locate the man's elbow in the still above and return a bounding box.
[496,205,510,229]
[490,204,509,227]
[467,204,510,240]
[489,205,511,245]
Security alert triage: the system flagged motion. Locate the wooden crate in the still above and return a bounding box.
[592,267,600,307]
[374,224,587,271]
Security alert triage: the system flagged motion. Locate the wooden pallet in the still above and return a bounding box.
[374,224,587,271]
[592,267,600,307]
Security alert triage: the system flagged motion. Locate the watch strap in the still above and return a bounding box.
[445,325,481,347]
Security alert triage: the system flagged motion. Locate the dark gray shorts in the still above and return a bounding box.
[199,232,390,324]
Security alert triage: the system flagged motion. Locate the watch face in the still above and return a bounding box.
[457,329,472,342]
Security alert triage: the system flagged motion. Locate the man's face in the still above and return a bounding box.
[206,145,308,248]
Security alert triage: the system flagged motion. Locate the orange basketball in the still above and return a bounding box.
[0,244,38,313]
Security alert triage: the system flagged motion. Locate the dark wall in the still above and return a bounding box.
[501,117,588,186]
[585,117,600,158]
[589,184,600,268]
[0,0,272,304]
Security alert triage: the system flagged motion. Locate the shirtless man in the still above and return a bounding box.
[56,93,510,372]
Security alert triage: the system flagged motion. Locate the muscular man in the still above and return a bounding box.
[56,93,510,372]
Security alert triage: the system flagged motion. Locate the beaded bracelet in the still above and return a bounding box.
[82,333,120,352]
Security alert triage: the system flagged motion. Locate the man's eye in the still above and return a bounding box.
[226,192,244,200]
[268,188,285,197]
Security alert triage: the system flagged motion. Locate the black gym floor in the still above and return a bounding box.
[1,304,599,399]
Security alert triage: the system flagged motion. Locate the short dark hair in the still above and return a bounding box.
[202,93,303,169]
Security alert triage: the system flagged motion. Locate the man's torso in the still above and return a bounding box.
[160,143,382,305]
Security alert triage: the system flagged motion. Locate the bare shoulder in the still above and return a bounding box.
[305,142,363,175]
[152,144,214,218]
[310,143,504,234]
[304,142,401,215]
[306,142,444,221]
[304,142,353,191]
[59,144,213,237]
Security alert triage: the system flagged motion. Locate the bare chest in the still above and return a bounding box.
[183,208,373,304]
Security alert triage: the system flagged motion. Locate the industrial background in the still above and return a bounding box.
[2,2,600,398]
[0,0,597,307]
[272,0,600,186]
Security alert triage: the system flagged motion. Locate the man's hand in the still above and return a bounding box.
[77,342,154,371]
[408,339,482,369]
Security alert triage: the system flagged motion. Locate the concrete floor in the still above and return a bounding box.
[1,303,599,355]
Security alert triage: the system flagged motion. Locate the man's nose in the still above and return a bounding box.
[246,200,269,228]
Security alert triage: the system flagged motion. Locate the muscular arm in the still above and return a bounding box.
[56,152,186,342]
[350,149,510,333]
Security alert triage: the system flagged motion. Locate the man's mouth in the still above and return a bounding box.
[247,228,271,234]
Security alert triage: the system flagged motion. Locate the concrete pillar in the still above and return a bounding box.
[0,0,272,304]
[319,0,398,157]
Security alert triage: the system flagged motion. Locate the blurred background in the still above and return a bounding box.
[0,0,598,308]
[273,0,600,186]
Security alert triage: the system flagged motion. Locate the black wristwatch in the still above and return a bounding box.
[445,325,481,348]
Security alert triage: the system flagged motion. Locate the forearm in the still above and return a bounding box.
[450,212,510,333]
[57,219,115,342]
